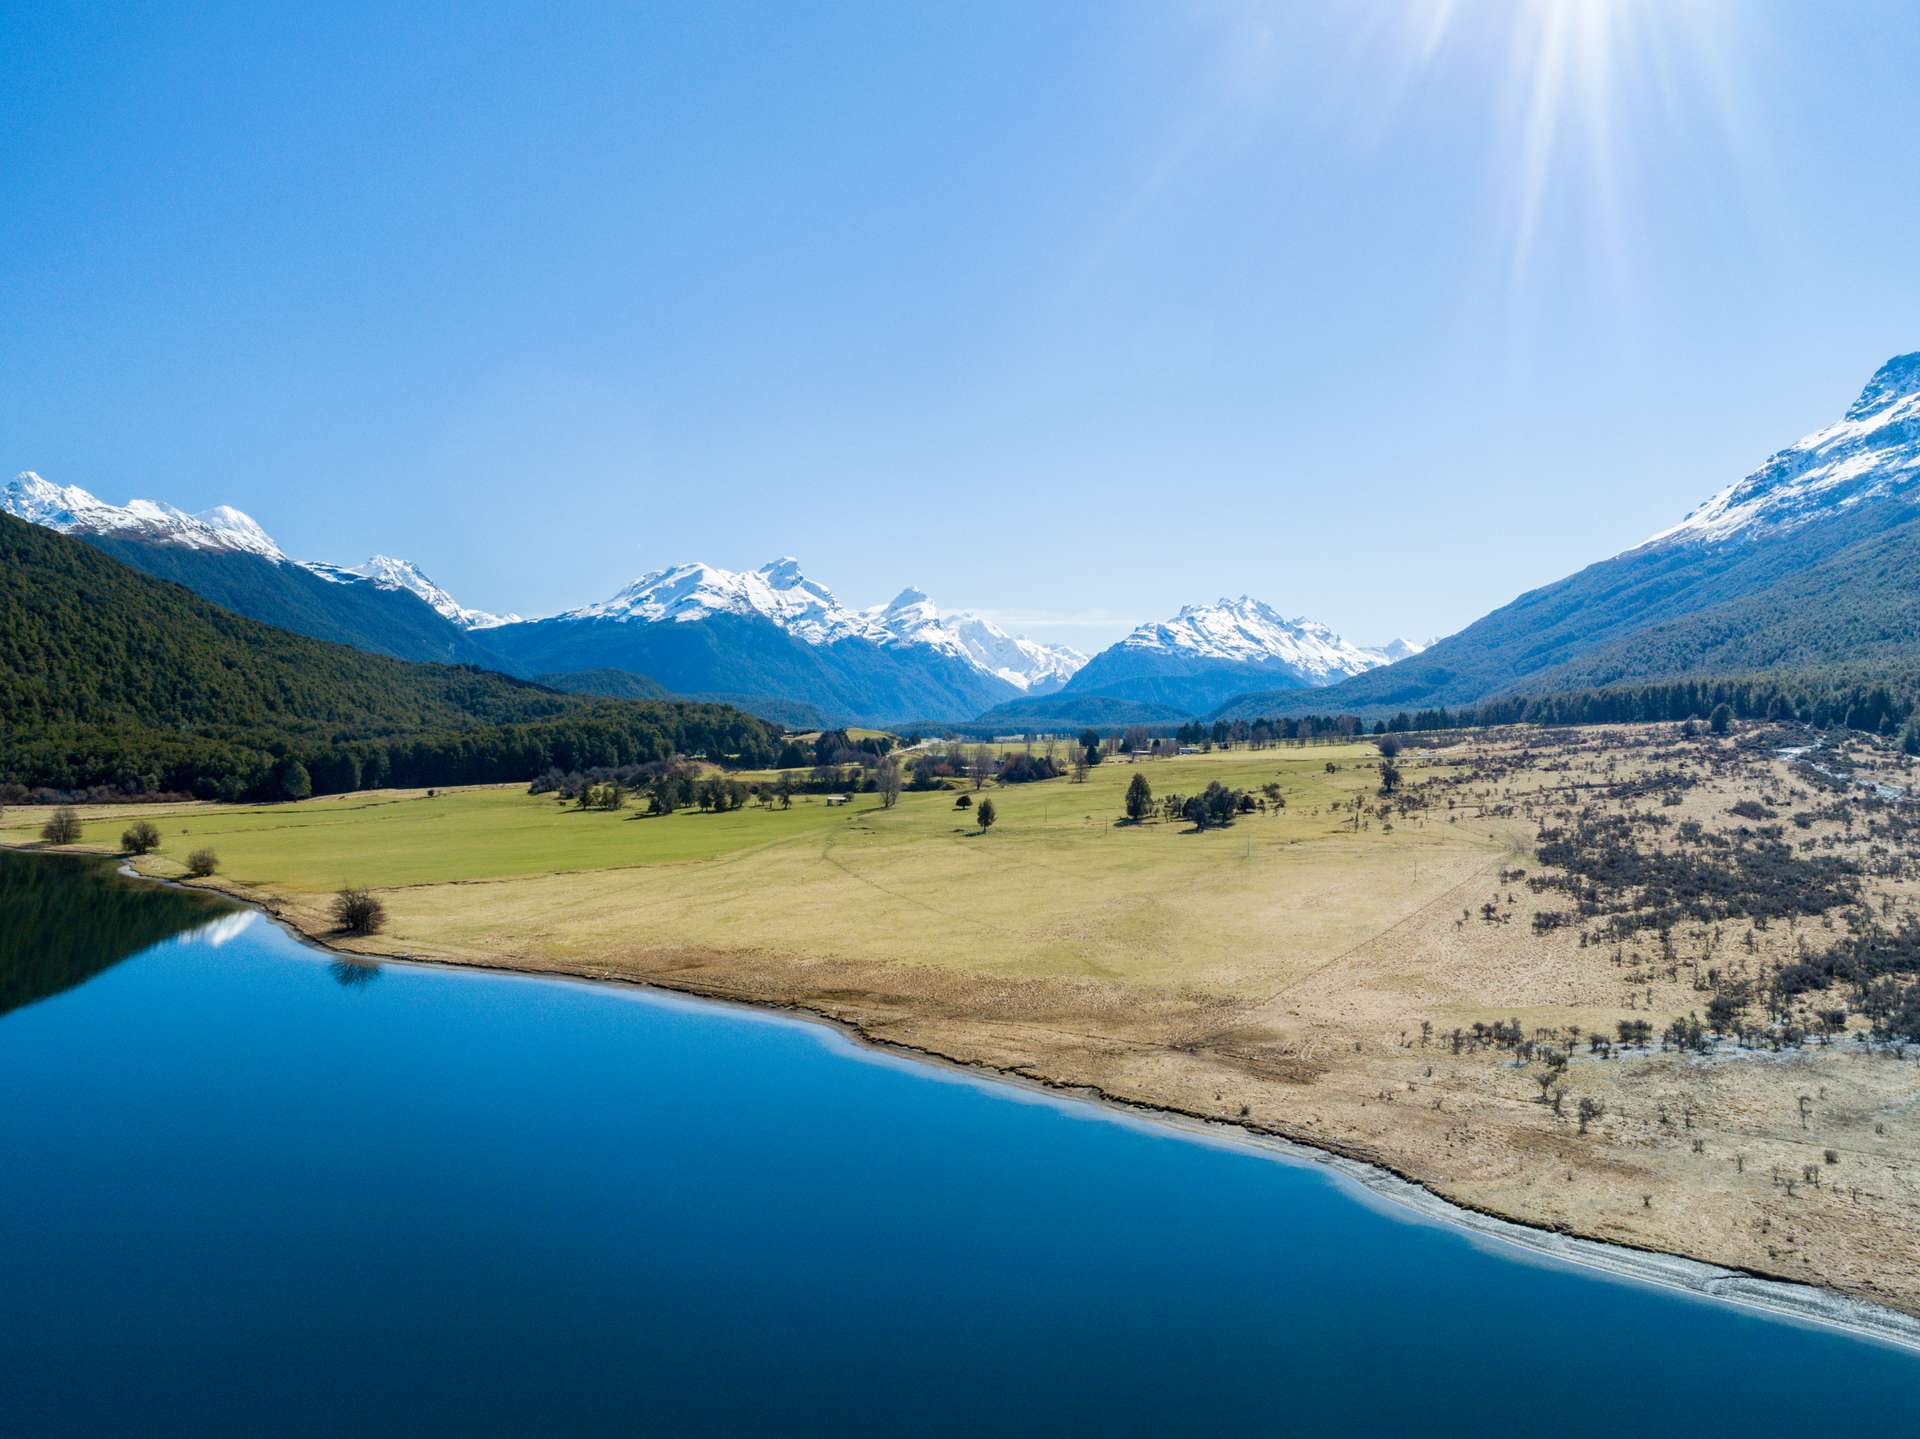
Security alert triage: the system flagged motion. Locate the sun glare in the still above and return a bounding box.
[1376,0,1751,276]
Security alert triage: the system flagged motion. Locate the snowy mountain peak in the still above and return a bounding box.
[860,590,1085,693]
[1647,352,1920,549]
[3,471,286,560]
[188,504,285,560]
[1847,351,1920,421]
[570,558,868,644]
[882,587,933,613]
[1121,595,1388,682]
[5,471,116,529]
[5,470,522,626]
[314,553,519,630]
[1368,637,1429,664]
[570,559,1085,692]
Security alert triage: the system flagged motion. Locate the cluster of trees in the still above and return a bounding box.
[0,700,783,804]
[1161,781,1256,829]
[1198,669,1920,753]
[995,752,1064,784]
[774,730,896,770]
[1257,669,1920,742]
[535,761,770,815]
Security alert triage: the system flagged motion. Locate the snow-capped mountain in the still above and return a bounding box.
[556,558,1084,693]
[4,471,513,664]
[1046,595,1399,717]
[1113,597,1391,682]
[4,472,289,560]
[1366,637,1429,664]
[1646,351,1920,549]
[863,588,1085,693]
[4,471,510,631]
[310,554,520,630]
[564,557,874,644]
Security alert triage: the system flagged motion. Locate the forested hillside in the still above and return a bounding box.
[0,513,777,797]
[1216,502,1920,722]
[79,533,518,668]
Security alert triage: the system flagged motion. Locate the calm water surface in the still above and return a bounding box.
[2,851,1916,1436]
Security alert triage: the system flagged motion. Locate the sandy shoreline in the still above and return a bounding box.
[75,849,1920,1358]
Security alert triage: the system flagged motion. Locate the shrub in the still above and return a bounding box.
[121,819,163,855]
[186,848,219,878]
[954,793,972,809]
[330,886,387,936]
[41,807,81,845]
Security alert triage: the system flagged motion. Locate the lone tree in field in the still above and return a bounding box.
[121,820,162,855]
[41,807,82,845]
[955,792,972,809]
[1375,735,1401,759]
[331,886,387,936]
[1708,703,1733,736]
[976,797,997,832]
[1378,757,1402,795]
[1125,772,1153,822]
[877,753,903,809]
[186,848,219,878]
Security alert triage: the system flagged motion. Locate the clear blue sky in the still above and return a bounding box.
[5,2,1917,652]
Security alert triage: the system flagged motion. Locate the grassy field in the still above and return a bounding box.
[1,742,1498,990]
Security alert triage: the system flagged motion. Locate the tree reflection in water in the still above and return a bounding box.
[328,956,382,989]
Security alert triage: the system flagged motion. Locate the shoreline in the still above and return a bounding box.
[76,847,1920,1358]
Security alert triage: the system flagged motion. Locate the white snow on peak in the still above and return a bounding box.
[5,470,515,628]
[570,559,1086,690]
[862,587,1087,692]
[1646,352,1920,549]
[3,471,287,560]
[1364,636,1428,665]
[567,558,874,644]
[1121,596,1389,682]
[315,553,520,630]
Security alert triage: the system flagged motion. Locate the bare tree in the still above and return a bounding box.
[969,745,995,790]
[331,887,387,936]
[41,807,82,845]
[877,753,903,809]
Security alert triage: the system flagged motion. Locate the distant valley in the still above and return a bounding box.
[8,350,1920,732]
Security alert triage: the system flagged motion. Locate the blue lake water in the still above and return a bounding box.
[3,851,1916,1436]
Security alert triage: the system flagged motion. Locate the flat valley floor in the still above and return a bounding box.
[11,725,1919,1317]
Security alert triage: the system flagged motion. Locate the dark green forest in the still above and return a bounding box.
[0,513,778,798]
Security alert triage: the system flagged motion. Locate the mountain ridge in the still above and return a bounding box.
[1215,351,1920,721]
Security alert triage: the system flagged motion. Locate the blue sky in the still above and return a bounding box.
[4,1,1917,653]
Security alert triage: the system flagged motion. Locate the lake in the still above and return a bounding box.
[3,850,1916,1436]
